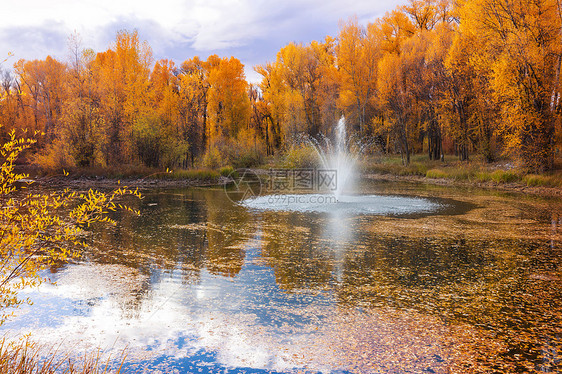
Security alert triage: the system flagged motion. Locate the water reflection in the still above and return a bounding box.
[1,185,562,373]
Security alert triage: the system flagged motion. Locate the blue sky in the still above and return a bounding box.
[1,0,404,82]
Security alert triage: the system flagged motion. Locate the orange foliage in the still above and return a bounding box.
[1,0,561,170]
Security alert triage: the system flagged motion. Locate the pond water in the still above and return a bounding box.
[2,180,562,373]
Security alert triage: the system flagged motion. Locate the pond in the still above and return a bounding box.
[2,180,562,373]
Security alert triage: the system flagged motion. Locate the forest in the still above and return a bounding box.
[1,0,561,172]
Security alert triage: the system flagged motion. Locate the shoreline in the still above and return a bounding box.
[364,173,562,198]
[30,175,232,190]
[25,171,562,198]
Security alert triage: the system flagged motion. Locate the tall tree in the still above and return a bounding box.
[206,56,251,146]
[337,18,380,134]
[254,63,283,153]
[91,30,153,164]
[178,56,210,165]
[13,57,67,141]
[460,0,562,170]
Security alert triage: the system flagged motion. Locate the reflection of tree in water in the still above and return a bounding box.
[204,197,248,277]
[258,211,562,371]
[87,190,207,273]
[66,188,562,371]
[79,188,256,313]
[259,213,334,291]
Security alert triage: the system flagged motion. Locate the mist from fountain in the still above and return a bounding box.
[242,116,444,216]
[310,116,357,200]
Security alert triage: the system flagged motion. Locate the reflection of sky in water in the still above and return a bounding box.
[1,186,561,373]
[2,239,338,373]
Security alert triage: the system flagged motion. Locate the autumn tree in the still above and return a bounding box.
[141,58,188,168]
[3,8,561,173]
[91,30,153,165]
[373,8,418,164]
[0,68,18,140]
[177,57,210,165]
[254,63,283,154]
[249,84,271,154]
[255,59,300,146]
[376,40,419,165]
[460,0,562,170]
[439,27,479,161]
[206,56,250,145]
[399,0,456,160]
[401,0,454,31]
[336,17,380,134]
[256,38,337,150]
[418,27,448,160]
[13,57,67,141]
[377,9,416,54]
[276,42,320,138]
[35,36,108,169]
[311,37,340,137]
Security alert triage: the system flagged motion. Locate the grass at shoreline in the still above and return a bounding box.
[362,154,562,188]
[27,165,236,182]
[21,154,562,190]
[0,338,124,374]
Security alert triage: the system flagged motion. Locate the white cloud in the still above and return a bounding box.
[0,0,405,75]
[5,260,471,373]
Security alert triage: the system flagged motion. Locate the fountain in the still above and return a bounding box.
[312,116,357,200]
[242,117,444,216]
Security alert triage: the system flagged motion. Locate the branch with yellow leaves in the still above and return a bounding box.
[0,127,142,324]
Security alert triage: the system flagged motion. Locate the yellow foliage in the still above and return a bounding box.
[0,129,141,324]
[336,17,381,132]
[1,4,561,172]
[207,56,251,145]
[459,0,561,169]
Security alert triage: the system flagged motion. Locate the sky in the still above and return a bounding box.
[1,0,405,82]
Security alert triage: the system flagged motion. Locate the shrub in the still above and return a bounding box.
[426,169,448,179]
[524,174,545,186]
[204,134,266,169]
[0,129,141,323]
[229,148,263,168]
[523,174,561,187]
[161,139,190,169]
[33,140,76,172]
[475,171,492,182]
[360,162,395,175]
[397,163,428,176]
[490,170,520,183]
[132,115,163,168]
[202,147,224,169]
[282,145,319,169]
[219,166,236,177]
[447,168,474,181]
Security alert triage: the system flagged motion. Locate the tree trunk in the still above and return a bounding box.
[400,122,410,166]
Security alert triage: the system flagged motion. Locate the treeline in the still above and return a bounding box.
[1,0,561,171]
[0,31,253,169]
